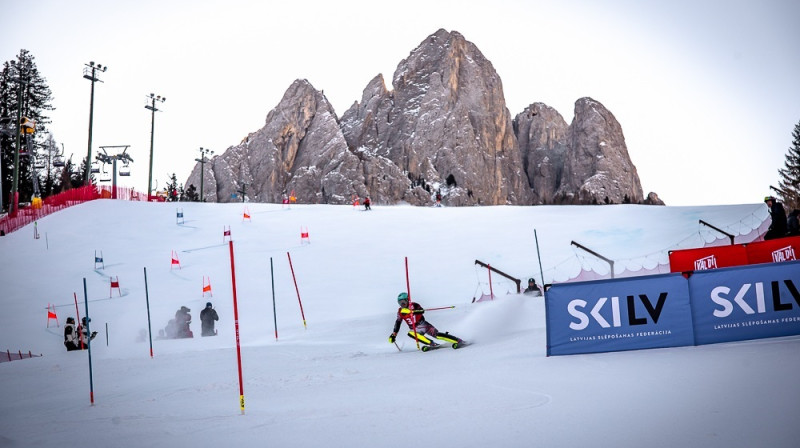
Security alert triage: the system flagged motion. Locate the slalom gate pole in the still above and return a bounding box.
[73,293,84,350]
[286,252,307,329]
[143,267,154,358]
[270,257,278,341]
[404,257,420,350]
[534,229,545,290]
[228,241,245,415]
[83,278,95,405]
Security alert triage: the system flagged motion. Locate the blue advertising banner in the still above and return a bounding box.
[545,273,695,356]
[689,260,800,345]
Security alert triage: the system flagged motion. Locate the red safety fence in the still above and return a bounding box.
[0,184,149,235]
[0,350,42,363]
[669,235,800,272]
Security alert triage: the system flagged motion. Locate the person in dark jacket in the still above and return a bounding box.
[764,196,787,240]
[524,278,542,296]
[64,317,81,351]
[787,209,800,236]
[200,302,219,336]
[388,292,465,349]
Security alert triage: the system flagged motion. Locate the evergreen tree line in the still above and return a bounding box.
[774,120,800,211]
[1,50,94,213]
[164,172,199,202]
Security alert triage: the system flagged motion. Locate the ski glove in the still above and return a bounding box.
[389,332,397,343]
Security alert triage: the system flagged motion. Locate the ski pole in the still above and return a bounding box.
[393,341,402,352]
[424,306,455,311]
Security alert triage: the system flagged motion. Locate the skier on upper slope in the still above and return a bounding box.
[389,292,466,350]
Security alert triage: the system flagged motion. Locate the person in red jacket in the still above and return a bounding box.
[389,292,465,349]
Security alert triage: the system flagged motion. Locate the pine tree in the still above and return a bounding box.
[166,173,178,202]
[776,120,800,211]
[0,49,55,210]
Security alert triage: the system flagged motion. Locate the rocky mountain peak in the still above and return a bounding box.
[187,30,656,206]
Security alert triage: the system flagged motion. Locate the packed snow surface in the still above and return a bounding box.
[0,200,797,448]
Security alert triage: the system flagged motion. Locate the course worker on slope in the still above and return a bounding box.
[200,302,219,336]
[389,292,465,349]
[64,317,81,351]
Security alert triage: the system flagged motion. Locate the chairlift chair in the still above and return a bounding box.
[100,165,111,182]
[91,162,100,174]
[119,163,131,176]
[53,155,65,167]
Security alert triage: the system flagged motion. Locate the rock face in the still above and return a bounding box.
[187,29,654,206]
[515,98,644,204]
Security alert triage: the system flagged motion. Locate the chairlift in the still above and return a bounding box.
[53,155,65,167]
[91,162,100,173]
[119,163,131,176]
[99,165,111,182]
[34,159,45,170]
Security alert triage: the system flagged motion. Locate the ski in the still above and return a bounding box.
[420,341,471,352]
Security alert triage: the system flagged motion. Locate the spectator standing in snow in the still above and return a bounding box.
[524,278,542,297]
[200,302,219,336]
[764,196,787,240]
[389,292,465,348]
[364,196,371,211]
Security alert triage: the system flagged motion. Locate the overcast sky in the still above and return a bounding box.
[2,0,798,206]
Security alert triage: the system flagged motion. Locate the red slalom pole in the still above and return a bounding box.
[287,252,307,329]
[228,241,245,414]
[405,257,420,350]
[73,293,84,350]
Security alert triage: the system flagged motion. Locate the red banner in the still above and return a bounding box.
[744,236,800,265]
[668,244,749,273]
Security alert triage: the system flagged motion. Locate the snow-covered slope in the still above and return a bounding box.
[0,200,796,447]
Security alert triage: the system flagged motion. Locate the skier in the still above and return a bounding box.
[200,302,219,337]
[388,292,465,350]
[363,196,371,211]
[764,196,787,240]
[64,317,81,351]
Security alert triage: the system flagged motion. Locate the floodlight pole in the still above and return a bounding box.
[145,93,165,201]
[195,147,213,202]
[83,61,107,186]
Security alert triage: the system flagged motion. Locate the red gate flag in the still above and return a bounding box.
[110,276,121,297]
[203,276,213,297]
[46,304,59,328]
[171,250,181,269]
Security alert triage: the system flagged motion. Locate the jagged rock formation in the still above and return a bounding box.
[187,29,657,206]
[515,98,645,204]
